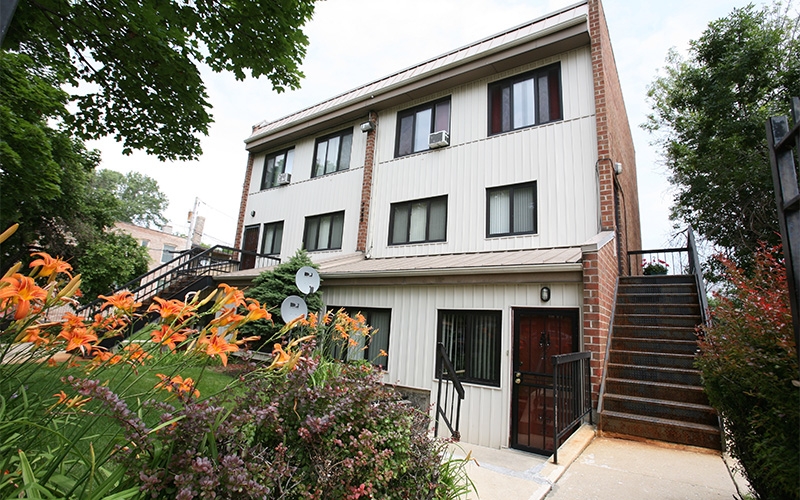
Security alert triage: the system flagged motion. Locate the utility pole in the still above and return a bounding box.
[186,197,199,250]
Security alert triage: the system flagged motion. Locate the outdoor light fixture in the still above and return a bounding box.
[250,210,256,217]
[360,120,376,133]
[540,286,551,302]
[614,162,623,175]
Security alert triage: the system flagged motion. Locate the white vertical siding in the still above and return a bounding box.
[367,47,598,258]
[324,281,582,448]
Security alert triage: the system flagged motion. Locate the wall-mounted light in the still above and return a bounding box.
[540,286,551,302]
[360,120,376,133]
[614,162,623,175]
[250,210,256,217]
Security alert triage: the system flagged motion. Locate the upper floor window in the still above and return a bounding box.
[328,307,391,370]
[487,181,537,237]
[261,221,283,256]
[161,244,177,263]
[395,97,451,157]
[389,195,447,245]
[313,129,353,177]
[140,239,149,247]
[437,309,501,387]
[488,63,561,135]
[261,148,294,190]
[304,211,344,252]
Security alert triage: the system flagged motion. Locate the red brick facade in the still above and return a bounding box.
[233,153,256,250]
[356,111,378,252]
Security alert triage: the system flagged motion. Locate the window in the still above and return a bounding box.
[328,307,391,369]
[437,310,501,386]
[161,244,177,263]
[261,221,283,256]
[140,239,149,247]
[487,182,537,236]
[395,97,451,157]
[304,211,344,251]
[488,63,561,135]
[389,196,447,245]
[260,148,295,190]
[313,129,353,177]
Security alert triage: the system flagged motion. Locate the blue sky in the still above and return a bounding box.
[88,0,759,249]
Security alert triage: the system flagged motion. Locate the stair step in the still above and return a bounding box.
[619,275,696,286]
[600,410,721,450]
[612,337,699,355]
[602,394,717,426]
[616,293,699,305]
[608,350,696,369]
[614,314,702,328]
[607,363,702,385]
[615,303,701,316]
[612,325,699,341]
[617,283,697,296]
[604,378,709,405]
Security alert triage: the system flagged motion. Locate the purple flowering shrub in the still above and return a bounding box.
[101,352,451,499]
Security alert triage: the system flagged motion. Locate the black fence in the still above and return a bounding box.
[435,342,465,441]
[552,351,592,464]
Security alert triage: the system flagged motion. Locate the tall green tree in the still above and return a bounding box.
[3,0,316,161]
[93,169,169,229]
[644,3,800,268]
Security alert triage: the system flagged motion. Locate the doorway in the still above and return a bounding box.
[241,225,259,270]
[511,308,579,454]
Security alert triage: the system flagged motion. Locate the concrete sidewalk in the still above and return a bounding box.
[452,426,749,500]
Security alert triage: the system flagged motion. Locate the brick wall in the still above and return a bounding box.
[234,153,256,251]
[589,0,642,271]
[582,232,617,406]
[357,111,378,252]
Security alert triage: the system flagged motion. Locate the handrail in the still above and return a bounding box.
[686,226,710,325]
[76,244,279,317]
[552,351,592,464]
[435,342,465,441]
[596,279,619,415]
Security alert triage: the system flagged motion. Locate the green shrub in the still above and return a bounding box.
[696,245,799,500]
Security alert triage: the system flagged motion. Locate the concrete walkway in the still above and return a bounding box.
[451,426,749,500]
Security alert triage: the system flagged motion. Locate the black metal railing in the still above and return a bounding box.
[627,247,689,276]
[435,342,465,441]
[76,245,279,318]
[552,351,592,464]
[686,226,710,325]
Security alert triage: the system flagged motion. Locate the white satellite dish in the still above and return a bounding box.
[295,266,320,295]
[280,295,308,323]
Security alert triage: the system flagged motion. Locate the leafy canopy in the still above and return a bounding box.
[4,0,316,161]
[93,169,169,229]
[644,3,800,268]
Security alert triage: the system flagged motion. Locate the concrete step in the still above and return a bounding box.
[604,378,710,406]
[612,325,699,342]
[614,314,702,329]
[608,350,696,370]
[600,410,721,450]
[612,337,699,355]
[602,394,717,427]
[607,363,702,386]
[616,293,699,305]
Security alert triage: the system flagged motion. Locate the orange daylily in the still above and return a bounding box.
[29,252,72,279]
[198,333,239,366]
[244,299,271,322]
[0,273,48,320]
[148,296,192,321]
[216,283,246,308]
[210,308,245,327]
[58,325,98,354]
[155,374,200,398]
[92,349,123,366]
[19,327,49,346]
[123,343,151,365]
[51,390,91,410]
[150,325,188,351]
[99,290,141,314]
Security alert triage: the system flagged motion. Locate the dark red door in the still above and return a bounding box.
[241,225,259,270]
[511,309,578,454]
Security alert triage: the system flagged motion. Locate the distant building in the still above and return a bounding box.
[114,222,189,271]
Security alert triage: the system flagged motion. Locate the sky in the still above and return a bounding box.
[87,0,760,249]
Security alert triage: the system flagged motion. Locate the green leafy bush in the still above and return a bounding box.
[696,245,799,500]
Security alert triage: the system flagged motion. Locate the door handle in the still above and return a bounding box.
[514,372,521,384]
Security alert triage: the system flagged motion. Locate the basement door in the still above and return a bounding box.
[511,308,579,454]
[241,225,259,270]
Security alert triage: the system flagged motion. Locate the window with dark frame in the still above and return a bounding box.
[161,244,177,263]
[312,129,353,178]
[388,195,447,245]
[304,211,345,252]
[437,310,501,387]
[488,63,562,135]
[261,221,283,256]
[395,97,451,157]
[327,307,391,369]
[260,147,295,190]
[486,181,537,237]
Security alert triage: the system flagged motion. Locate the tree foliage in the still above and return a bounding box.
[696,246,799,500]
[644,3,800,267]
[76,231,149,301]
[4,0,316,161]
[93,169,169,229]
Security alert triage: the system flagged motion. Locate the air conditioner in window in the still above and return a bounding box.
[277,172,291,185]
[428,130,450,149]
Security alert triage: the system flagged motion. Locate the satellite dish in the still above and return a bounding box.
[295,266,320,295]
[280,295,308,323]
